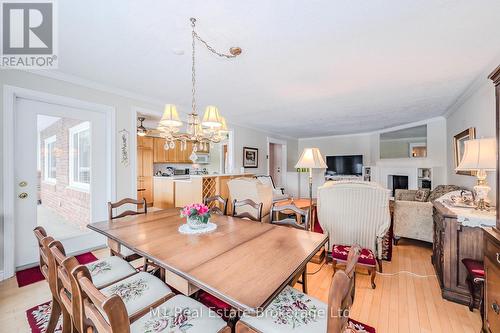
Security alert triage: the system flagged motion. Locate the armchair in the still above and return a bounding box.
[255,175,290,202]
[317,181,391,288]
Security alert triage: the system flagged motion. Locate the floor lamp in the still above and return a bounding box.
[295,148,327,229]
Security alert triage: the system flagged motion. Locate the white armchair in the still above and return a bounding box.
[255,175,290,202]
[317,181,391,259]
[227,177,273,223]
[317,181,391,288]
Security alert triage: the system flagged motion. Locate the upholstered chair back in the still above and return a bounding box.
[228,177,273,223]
[317,181,391,258]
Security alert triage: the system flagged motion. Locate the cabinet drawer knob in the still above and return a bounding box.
[493,302,500,314]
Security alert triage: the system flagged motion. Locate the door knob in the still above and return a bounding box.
[19,181,27,187]
[18,192,28,199]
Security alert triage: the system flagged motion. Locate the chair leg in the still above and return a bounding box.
[142,258,149,273]
[370,268,376,289]
[61,308,72,333]
[479,281,485,323]
[302,268,308,294]
[46,297,61,333]
[332,259,337,276]
[466,275,475,312]
[377,258,383,273]
[393,237,400,246]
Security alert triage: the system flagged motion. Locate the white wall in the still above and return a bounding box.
[0,70,298,273]
[446,80,497,201]
[298,117,448,196]
[231,124,298,175]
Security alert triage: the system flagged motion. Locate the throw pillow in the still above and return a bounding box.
[414,189,430,202]
[428,185,461,202]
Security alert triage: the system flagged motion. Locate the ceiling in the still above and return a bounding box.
[58,1,500,138]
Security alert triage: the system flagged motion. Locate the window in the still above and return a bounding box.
[69,122,91,191]
[44,135,57,182]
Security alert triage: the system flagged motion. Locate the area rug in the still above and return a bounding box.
[26,301,61,333]
[16,252,97,287]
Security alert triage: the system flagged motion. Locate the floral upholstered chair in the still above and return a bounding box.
[34,227,138,333]
[72,264,230,333]
[236,245,377,333]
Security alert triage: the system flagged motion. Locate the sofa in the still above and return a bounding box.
[393,185,461,244]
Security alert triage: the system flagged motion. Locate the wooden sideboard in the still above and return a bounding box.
[432,201,484,306]
[484,64,500,333]
[483,228,500,332]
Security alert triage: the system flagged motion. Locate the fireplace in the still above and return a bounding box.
[388,175,408,197]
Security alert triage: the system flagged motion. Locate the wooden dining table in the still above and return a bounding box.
[88,208,328,314]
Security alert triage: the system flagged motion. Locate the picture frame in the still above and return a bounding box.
[453,127,476,176]
[243,147,258,168]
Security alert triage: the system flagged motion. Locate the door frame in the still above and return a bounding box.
[266,137,287,188]
[2,85,116,280]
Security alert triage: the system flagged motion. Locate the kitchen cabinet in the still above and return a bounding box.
[152,136,193,164]
[153,137,177,163]
[137,136,154,206]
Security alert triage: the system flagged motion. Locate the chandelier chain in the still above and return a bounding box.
[193,32,238,59]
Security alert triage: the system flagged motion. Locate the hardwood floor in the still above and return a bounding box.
[0,239,481,332]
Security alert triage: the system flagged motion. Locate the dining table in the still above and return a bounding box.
[88,208,328,315]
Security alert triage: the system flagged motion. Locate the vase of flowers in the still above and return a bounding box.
[180,203,211,229]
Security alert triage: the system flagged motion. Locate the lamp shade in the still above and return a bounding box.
[295,148,327,169]
[219,117,228,132]
[202,105,222,128]
[160,104,182,127]
[455,138,496,171]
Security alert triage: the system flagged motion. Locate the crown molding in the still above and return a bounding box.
[444,54,500,118]
[23,69,166,107]
[298,116,445,141]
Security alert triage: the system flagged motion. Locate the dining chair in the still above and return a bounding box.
[33,227,63,333]
[270,204,310,293]
[47,240,139,332]
[227,177,273,222]
[71,264,231,333]
[108,197,161,273]
[232,199,263,222]
[236,245,376,333]
[271,204,310,230]
[204,195,228,215]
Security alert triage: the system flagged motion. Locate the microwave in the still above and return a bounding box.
[196,154,210,164]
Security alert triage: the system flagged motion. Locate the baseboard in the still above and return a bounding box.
[0,270,5,281]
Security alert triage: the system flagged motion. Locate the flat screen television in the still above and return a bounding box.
[326,155,363,176]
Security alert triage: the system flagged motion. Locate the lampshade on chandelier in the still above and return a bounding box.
[157,18,241,161]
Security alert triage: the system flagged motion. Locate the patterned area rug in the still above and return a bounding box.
[16,252,98,287]
[26,301,61,333]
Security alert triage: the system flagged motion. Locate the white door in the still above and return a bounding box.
[14,97,108,268]
[270,143,283,187]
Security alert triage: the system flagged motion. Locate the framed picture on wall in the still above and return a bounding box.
[243,147,258,168]
[453,127,476,176]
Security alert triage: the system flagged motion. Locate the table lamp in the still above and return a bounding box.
[455,138,497,211]
[295,148,327,226]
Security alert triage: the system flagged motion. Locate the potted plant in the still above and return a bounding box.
[180,203,211,229]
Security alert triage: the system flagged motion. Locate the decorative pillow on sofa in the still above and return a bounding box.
[428,185,461,202]
[414,189,430,202]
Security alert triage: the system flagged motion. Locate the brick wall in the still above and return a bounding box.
[40,118,90,229]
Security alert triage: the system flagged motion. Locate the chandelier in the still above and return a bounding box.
[157,18,242,161]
